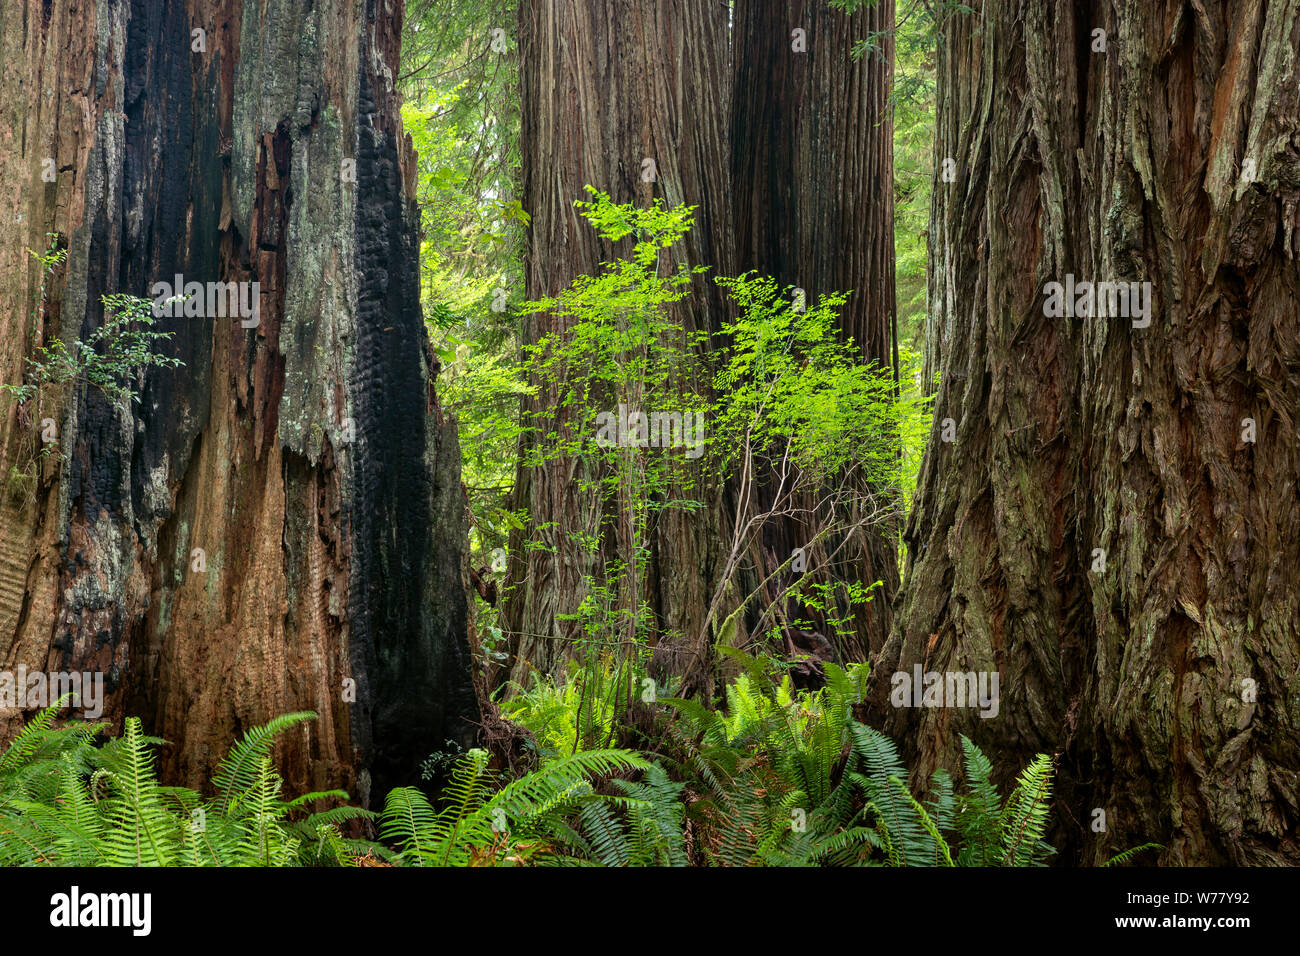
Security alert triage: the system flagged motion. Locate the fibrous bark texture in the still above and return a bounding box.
[868,0,1300,864]
[506,0,733,693]
[0,0,477,802]
[730,0,899,660]
[508,0,903,694]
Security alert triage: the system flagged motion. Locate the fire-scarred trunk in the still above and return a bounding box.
[0,0,477,803]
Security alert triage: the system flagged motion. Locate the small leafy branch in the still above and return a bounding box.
[18,238,67,359]
[515,190,931,690]
[519,188,709,690]
[4,247,184,406]
[5,241,67,504]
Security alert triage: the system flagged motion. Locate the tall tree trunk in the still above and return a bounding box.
[0,0,477,803]
[729,0,899,660]
[506,0,732,694]
[868,0,1300,864]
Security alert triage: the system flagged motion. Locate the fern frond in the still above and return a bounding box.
[379,786,442,866]
[999,753,1055,866]
[95,718,178,866]
[1100,842,1162,867]
[209,712,317,814]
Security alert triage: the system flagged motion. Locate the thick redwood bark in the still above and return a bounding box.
[0,0,477,802]
[729,0,899,661]
[868,0,1300,864]
[506,0,733,693]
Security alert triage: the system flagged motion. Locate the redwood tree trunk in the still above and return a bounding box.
[867,0,1300,864]
[506,0,732,693]
[730,0,899,661]
[0,0,477,803]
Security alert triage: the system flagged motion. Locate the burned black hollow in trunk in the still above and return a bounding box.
[347,68,479,799]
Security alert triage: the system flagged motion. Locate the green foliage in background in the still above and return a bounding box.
[401,0,525,583]
[514,191,928,702]
[712,270,906,484]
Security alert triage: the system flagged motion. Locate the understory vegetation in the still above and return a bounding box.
[1,656,1160,867]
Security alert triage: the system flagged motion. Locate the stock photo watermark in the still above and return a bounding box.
[0,667,104,718]
[593,404,705,459]
[890,665,1000,718]
[151,275,260,328]
[1042,275,1152,329]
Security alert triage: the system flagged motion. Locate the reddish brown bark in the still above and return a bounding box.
[869,0,1300,865]
[506,0,733,694]
[0,0,476,802]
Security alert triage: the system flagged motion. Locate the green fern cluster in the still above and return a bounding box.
[380,747,661,865]
[389,648,1158,867]
[0,704,374,866]
[491,648,1066,866]
[499,653,661,758]
[1,680,1157,868]
[658,650,1060,866]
